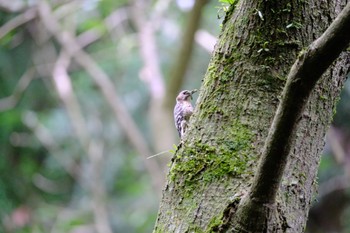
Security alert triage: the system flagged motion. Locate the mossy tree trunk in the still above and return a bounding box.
[154,0,350,232]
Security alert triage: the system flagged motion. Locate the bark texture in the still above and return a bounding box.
[154,0,350,232]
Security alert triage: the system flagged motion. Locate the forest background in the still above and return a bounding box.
[0,0,349,232]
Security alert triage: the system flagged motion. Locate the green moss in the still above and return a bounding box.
[221,0,239,27]
[299,172,307,185]
[187,225,205,233]
[153,226,165,233]
[205,215,224,232]
[204,196,242,232]
[319,95,328,100]
[169,120,254,197]
[297,48,307,59]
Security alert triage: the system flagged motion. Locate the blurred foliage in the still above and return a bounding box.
[333,78,350,130]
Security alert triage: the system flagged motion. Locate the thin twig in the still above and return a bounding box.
[0,68,35,111]
[147,150,171,159]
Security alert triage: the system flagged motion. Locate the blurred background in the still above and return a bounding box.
[0,0,349,233]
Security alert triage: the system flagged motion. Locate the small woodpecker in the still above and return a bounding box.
[174,89,197,138]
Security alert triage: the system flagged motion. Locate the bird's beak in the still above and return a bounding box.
[188,89,197,100]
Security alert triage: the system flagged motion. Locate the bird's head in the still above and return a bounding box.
[176,89,197,102]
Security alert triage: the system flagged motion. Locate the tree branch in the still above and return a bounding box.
[38,0,164,192]
[195,29,217,53]
[132,0,165,99]
[52,48,114,233]
[0,68,35,111]
[235,2,350,231]
[164,0,208,109]
[22,111,82,182]
[53,51,90,148]
[131,0,178,153]
[0,0,28,12]
[0,7,37,39]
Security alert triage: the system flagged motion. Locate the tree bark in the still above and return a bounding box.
[154,0,350,232]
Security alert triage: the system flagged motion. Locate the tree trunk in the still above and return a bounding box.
[154,0,350,232]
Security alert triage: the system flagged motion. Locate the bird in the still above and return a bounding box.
[174,89,197,138]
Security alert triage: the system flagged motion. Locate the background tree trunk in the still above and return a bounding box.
[154,0,350,232]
